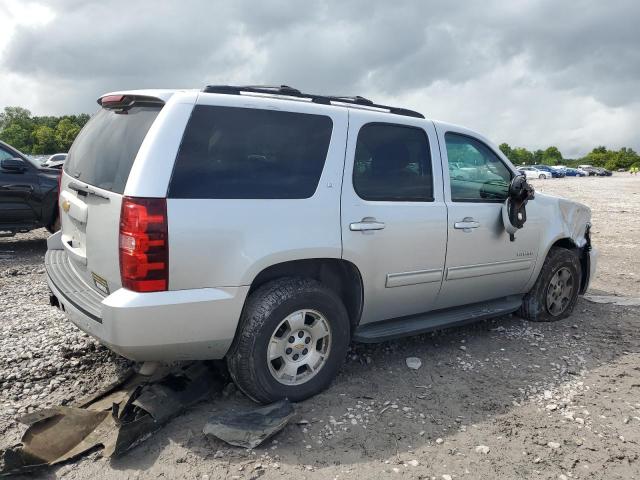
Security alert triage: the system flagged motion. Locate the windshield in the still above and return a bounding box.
[64,105,161,193]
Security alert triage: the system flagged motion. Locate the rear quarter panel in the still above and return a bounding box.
[165,94,348,289]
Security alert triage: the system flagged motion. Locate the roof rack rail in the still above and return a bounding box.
[201,85,424,119]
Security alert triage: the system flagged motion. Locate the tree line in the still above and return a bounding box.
[0,105,639,170]
[499,143,640,171]
[0,106,90,155]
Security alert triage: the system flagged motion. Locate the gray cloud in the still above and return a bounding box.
[1,0,639,156]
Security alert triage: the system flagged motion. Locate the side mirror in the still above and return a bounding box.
[1,158,27,173]
[502,175,535,242]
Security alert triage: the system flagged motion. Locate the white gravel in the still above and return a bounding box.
[0,230,131,446]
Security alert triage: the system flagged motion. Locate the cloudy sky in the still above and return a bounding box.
[1,0,638,157]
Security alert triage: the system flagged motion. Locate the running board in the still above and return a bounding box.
[353,295,523,343]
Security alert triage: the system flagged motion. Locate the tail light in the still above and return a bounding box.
[119,197,168,292]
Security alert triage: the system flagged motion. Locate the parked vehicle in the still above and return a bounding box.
[42,153,68,169]
[533,164,565,178]
[45,86,597,403]
[518,166,552,179]
[564,167,586,177]
[578,165,599,176]
[29,155,48,165]
[593,167,612,176]
[550,166,568,176]
[0,141,60,236]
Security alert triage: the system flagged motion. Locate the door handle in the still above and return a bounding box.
[454,217,480,232]
[350,218,386,232]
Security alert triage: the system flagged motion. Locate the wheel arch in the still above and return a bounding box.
[247,258,364,332]
[530,235,590,295]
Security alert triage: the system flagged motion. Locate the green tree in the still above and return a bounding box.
[0,123,31,152]
[0,107,34,151]
[0,106,33,131]
[541,146,563,165]
[533,149,544,164]
[511,147,534,165]
[499,143,513,160]
[55,118,81,151]
[32,125,57,154]
[615,147,639,170]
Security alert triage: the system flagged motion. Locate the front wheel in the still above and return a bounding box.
[519,247,582,322]
[538,174,545,179]
[226,277,350,403]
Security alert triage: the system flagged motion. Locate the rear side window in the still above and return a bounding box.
[353,123,433,202]
[168,105,333,199]
[64,106,161,194]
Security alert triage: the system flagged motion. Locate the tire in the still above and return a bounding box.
[538,174,545,179]
[46,215,60,233]
[226,277,350,403]
[519,247,582,322]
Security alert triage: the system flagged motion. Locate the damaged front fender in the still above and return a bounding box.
[524,193,596,293]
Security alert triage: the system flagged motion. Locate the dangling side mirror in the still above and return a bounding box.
[501,175,535,241]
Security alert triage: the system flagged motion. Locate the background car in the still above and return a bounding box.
[564,167,586,177]
[550,165,568,176]
[593,167,612,176]
[0,141,60,236]
[42,153,68,169]
[533,164,565,178]
[578,165,599,176]
[518,166,552,179]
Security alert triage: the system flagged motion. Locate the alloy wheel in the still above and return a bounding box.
[267,309,331,386]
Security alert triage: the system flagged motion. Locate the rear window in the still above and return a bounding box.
[168,105,333,199]
[64,106,161,194]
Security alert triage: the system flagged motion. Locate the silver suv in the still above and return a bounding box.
[46,85,597,403]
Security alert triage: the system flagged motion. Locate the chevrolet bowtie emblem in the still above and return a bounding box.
[62,200,71,213]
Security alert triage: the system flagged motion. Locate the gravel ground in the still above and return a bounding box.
[1,174,639,479]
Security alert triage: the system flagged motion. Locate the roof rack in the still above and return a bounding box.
[201,85,424,119]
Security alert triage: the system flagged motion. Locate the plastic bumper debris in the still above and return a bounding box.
[1,363,221,476]
[203,399,294,449]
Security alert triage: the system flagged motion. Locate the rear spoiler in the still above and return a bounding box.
[97,94,165,110]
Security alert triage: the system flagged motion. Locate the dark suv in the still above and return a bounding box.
[0,141,60,236]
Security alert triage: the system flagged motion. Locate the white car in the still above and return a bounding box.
[45,86,596,403]
[42,153,67,169]
[519,166,552,179]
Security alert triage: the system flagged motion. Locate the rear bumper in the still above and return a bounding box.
[45,248,249,361]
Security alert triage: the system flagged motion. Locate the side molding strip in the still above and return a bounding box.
[386,269,443,288]
[446,259,532,281]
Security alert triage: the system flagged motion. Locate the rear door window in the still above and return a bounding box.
[353,123,433,202]
[64,106,161,194]
[168,105,333,199]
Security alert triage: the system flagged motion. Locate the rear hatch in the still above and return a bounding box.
[60,95,164,296]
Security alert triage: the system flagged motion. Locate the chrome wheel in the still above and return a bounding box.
[267,309,331,386]
[546,267,575,316]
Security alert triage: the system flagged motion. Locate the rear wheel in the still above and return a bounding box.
[46,215,60,233]
[519,247,581,322]
[227,277,350,403]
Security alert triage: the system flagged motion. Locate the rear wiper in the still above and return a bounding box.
[68,181,110,201]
